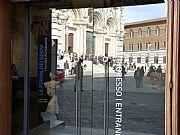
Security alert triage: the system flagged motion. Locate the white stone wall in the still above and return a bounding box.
[51,7,124,58]
[123,50,166,68]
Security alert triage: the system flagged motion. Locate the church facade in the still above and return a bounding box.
[51,8,124,59]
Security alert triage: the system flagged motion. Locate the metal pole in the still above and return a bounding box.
[104,61,109,135]
[23,3,30,135]
[76,62,82,135]
[79,63,82,135]
[106,62,109,135]
[76,64,79,135]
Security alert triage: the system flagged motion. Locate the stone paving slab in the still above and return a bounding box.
[59,75,164,134]
[55,62,165,135]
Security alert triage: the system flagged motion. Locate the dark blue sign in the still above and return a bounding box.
[38,36,48,97]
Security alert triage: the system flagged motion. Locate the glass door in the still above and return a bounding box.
[37,7,116,135]
[26,7,121,135]
[11,3,166,135]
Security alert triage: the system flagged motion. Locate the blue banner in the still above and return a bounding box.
[38,36,48,99]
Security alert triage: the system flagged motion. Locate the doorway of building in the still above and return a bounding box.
[11,2,166,135]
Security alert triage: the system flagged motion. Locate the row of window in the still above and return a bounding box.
[129,26,166,38]
[129,56,166,64]
[128,42,166,51]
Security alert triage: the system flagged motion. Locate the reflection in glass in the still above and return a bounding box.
[11,4,166,135]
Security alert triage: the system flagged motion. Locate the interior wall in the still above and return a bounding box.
[11,5,51,77]
[11,4,24,77]
[30,7,51,77]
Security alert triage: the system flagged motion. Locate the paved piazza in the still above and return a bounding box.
[54,61,165,135]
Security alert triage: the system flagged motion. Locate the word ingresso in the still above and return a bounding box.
[115,59,123,135]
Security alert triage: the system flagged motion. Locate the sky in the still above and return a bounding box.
[123,2,167,23]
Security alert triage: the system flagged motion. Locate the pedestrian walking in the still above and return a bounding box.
[60,51,64,59]
[140,66,145,88]
[134,67,143,88]
[156,65,163,86]
[110,57,113,67]
[122,65,126,80]
[71,61,76,75]
[133,63,136,70]
[64,60,69,76]
[156,65,162,73]
[74,58,83,92]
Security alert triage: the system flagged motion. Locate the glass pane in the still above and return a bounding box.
[11,2,166,135]
[91,7,124,135]
[28,7,94,135]
[30,7,52,135]
[122,4,166,134]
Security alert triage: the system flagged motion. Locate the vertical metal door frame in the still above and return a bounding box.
[76,61,83,135]
[23,3,30,135]
[104,44,110,135]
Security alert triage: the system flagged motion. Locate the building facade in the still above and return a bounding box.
[51,8,124,59]
[11,7,124,77]
[123,18,167,69]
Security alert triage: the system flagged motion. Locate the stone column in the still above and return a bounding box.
[0,0,11,135]
[114,7,124,60]
[65,25,69,53]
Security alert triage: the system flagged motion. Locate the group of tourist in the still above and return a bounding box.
[134,66,145,88]
[134,65,163,88]
[61,52,165,89]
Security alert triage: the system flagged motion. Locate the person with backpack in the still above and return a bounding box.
[134,67,142,88]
